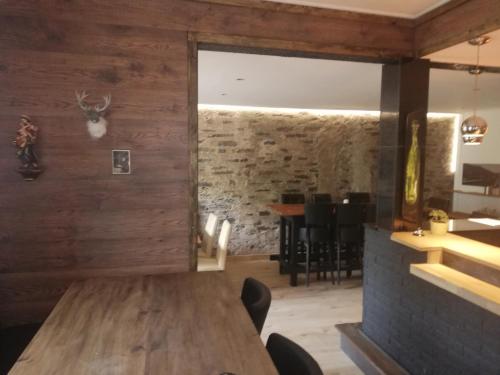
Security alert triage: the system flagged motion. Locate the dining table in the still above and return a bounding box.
[269,202,375,286]
[9,272,279,375]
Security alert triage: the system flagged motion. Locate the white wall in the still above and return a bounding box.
[453,107,500,214]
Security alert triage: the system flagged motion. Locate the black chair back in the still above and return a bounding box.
[336,204,363,226]
[347,192,370,204]
[304,203,334,228]
[241,278,271,334]
[266,333,323,375]
[311,194,332,204]
[336,204,364,244]
[281,194,305,204]
[361,204,376,223]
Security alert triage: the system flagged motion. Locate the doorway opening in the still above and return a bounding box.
[189,40,384,272]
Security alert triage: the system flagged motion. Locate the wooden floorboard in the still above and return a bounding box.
[223,256,364,375]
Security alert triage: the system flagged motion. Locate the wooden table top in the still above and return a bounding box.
[10,272,279,375]
[268,203,305,217]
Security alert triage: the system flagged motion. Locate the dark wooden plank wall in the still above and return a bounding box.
[0,9,192,326]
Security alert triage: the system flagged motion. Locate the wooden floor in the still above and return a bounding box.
[223,256,364,375]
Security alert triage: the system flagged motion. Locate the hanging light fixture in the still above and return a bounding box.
[461,36,491,145]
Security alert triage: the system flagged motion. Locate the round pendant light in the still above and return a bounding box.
[461,115,488,145]
[461,36,491,145]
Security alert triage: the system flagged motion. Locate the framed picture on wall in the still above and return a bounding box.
[112,150,131,174]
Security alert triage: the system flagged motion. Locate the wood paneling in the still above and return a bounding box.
[414,0,500,56]
[0,0,414,61]
[0,8,190,325]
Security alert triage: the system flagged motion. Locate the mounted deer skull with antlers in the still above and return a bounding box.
[75,91,112,139]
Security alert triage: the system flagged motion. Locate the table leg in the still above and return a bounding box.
[289,217,298,287]
[337,242,341,285]
[279,217,286,274]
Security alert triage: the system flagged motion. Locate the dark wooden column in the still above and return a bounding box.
[376,59,430,230]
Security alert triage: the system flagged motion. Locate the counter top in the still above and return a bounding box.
[391,231,500,271]
[410,264,500,316]
[448,218,500,232]
[392,231,500,316]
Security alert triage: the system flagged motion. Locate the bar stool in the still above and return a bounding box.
[346,192,370,204]
[280,194,305,274]
[311,193,332,204]
[335,204,364,283]
[299,203,335,286]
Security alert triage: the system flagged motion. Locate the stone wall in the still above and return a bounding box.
[423,116,456,204]
[198,108,455,255]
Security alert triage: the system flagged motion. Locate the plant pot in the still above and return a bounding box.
[430,220,448,235]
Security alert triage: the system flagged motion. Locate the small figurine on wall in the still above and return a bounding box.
[75,91,112,139]
[13,115,43,181]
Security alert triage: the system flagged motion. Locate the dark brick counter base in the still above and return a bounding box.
[362,227,500,375]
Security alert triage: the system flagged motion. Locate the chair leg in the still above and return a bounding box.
[346,246,352,279]
[323,245,327,280]
[316,244,321,281]
[359,245,364,278]
[328,244,335,284]
[306,239,310,287]
[336,243,341,285]
[316,245,321,281]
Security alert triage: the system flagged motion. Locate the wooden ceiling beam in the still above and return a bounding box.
[0,0,415,62]
[414,0,500,57]
[188,0,414,26]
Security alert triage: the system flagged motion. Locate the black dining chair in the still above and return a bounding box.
[281,194,305,204]
[241,278,271,335]
[335,204,364,283]
[266,333,323,375]
[311,193,332,204]
[0,323,42,375]
[299,203,335,286]
[347,192,370,204]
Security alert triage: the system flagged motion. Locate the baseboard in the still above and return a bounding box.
[336,323,410,375]
[226,254,272,262]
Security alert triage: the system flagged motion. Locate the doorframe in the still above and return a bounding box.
[187,32,399,271]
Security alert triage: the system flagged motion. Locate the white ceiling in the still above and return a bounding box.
[265,0,450,18]
[198,50,500,113]
[426,29,500,67]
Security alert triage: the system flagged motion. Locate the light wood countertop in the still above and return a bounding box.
[391,231,500,271]
[410,264,500,316]
[392,231,500,316]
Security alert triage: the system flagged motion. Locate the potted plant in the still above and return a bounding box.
[429,209,449,235]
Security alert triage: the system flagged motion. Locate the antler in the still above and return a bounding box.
[95,95,112,113]
[75,91,91,112]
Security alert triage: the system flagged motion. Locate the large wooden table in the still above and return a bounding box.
[10,272,279,375]
[267,203,305,217]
